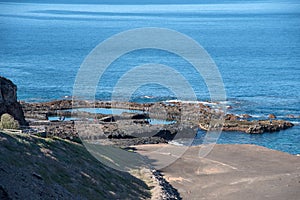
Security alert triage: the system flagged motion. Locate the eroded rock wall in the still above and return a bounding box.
[0,76,27,126]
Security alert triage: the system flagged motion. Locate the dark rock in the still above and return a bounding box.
[225,114,239,121]
[110,137,167,147]
[151,170,182,200]
[286,114,295,119]
[131,113,148,120]
[100,116,117,122]
[269,114,276,119]
[0,186,11,200]
[241,114,252,119]
[21,99,295,141]
[154,130,175,140]
[227,105,233,110]
[222,120,294,134]
[246,120,293,134]
[0,76,27,126]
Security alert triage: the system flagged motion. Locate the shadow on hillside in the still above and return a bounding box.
[0,131,151,199]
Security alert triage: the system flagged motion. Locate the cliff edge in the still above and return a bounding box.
[0,76,26,126]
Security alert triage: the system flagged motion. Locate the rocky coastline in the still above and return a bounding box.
[0,76,295,146]
[0,76,298,199]
[19,99,294,146]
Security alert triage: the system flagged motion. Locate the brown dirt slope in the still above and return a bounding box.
[135,144,300,200]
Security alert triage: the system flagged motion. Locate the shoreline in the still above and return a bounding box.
[2,129,299,199]
[1,76,299,199]
[21,99,294,132]
[17,99,298,155]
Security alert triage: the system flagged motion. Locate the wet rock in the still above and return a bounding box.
[286,114,295,118]
[225,114,239,121]
[21,99,295,143]
[131,113,148,120]
[153,130,175,140]
[227,105,233,110]
[100,116,118,122]
[269,114,276,119]
[244,120,293,134]
[241,114,252,119]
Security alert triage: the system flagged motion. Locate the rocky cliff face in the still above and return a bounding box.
[0,76,26,126]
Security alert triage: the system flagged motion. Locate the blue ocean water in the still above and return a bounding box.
[0,1,299,154]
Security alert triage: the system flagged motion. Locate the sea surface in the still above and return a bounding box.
[0,1,299,154]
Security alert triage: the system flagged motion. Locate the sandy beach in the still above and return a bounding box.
[134,144,300,200]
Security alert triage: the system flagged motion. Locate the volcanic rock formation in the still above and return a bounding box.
[0,76,26,126]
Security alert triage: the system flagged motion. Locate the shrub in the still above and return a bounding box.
[0,113,20,130]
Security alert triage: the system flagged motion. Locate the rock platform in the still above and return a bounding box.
[20,100,294,143]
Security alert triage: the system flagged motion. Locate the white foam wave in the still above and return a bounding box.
[168,140,185,146]
[142,95,154,99]
[165,99,218,106]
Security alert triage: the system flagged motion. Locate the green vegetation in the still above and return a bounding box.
[0,113,19,130]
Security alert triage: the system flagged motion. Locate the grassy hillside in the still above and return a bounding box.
[0,131,151,199]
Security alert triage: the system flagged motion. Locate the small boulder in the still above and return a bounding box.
[241,114,252,119]
[286,114,295,119]
[225,114,239,121]
[268,114,276,119]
